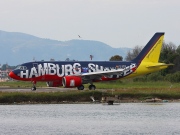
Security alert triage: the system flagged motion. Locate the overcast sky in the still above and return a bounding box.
[0,0,179,48]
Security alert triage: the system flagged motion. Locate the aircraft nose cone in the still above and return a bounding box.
[9,71,16,79]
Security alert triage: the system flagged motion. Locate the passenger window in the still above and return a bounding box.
[15,66,27,70]
[15,66,20,70]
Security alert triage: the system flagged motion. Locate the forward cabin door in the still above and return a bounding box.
[32,63,44,80]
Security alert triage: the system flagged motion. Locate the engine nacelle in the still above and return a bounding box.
[62,76,82,88]
[46,81,62,87]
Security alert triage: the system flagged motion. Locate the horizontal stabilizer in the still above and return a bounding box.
[146,63,174,68]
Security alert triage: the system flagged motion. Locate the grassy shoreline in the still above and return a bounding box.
[0,80,180,104]
[0,88,180,104]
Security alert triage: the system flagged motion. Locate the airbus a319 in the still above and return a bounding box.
[9,33,172,91]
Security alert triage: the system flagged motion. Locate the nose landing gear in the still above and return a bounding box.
[31,81,37,91]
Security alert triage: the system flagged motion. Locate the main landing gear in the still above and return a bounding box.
[77,85,84,90]
[77,84,96,90]
[89,84,96,90]
[31,81,37,91]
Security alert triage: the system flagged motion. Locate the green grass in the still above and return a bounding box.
[110,88,180,100]
[0,88,179,104]
[0,80,180,104]
[0,81,46,88]
[86,79,180,89]
[1,80,180,89]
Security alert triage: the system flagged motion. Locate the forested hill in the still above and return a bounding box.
[0,30,130,65]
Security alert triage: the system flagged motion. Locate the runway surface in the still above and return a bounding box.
[0,87,108,92]
[0,87,79,92]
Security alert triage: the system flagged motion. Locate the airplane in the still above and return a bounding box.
[9,32,172,91]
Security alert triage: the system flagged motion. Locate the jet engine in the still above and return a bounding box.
[46,81,62,87]
[62,76,82,88]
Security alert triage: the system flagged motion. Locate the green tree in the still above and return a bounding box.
[1,64,7,70]
[165,71,180,82]
[160,42,177,63]
[125,45,142,61]
[109,55,123,61]
[176,45,180,55]
[160,42,179,74]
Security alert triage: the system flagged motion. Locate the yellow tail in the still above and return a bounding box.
[143,35,164,63]
[133,32,164,63]
[127,33,173,78]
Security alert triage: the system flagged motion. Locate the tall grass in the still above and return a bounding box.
[111,88,180,100]
[0,88,179,104]
[0,91,103,104]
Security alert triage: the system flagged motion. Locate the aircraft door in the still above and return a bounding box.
[33,63,38,69]
[32,63,40,79]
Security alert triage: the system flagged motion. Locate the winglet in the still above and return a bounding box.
[133,32,165,63]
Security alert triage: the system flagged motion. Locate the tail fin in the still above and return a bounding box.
[133,32,164,63]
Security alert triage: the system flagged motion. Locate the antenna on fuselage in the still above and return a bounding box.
[90,55,93,60]
[33,57,36,62]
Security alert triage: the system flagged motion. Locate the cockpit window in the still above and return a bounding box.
[15,66,27,70]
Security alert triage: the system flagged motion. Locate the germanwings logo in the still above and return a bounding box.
[19,63,136,78]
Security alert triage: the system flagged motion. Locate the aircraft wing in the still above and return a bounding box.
[71,69,125,80]
[81,69,124,76]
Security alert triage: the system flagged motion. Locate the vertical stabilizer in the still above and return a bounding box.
[133,33,164,63]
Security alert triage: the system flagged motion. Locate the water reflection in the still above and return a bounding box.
[0,103,180,135]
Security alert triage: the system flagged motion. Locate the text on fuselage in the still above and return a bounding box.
[19,63,136,78]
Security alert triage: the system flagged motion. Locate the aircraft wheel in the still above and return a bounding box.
[31,86,36,91]
[77,85,84,90]
[89,85,96,90]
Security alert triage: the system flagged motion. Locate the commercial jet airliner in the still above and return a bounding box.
[9,33,172,91]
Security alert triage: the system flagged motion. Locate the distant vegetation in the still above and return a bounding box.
[109,55,123,61]
[125,45,142,61]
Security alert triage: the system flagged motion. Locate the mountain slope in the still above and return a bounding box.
[0,30,130,65]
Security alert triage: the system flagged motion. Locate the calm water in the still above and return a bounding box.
[0,103,180,135]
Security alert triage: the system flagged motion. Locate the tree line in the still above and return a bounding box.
[109,42,180,82]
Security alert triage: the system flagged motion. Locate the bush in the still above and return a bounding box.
[133,72,165,82]
[147,72,164,81]
[133,77,147,82]
[165,71,180,82]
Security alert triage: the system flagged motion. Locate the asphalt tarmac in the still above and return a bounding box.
[0,87,79,92]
